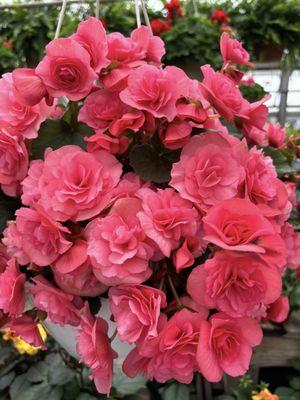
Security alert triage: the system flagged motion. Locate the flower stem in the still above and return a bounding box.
[167,274,182,307]
[110,328,118,343]
[159,274,165,291]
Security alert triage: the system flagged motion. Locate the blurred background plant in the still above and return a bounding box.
[1,0,300,74]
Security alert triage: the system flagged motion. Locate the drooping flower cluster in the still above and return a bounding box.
[0,16,298,396]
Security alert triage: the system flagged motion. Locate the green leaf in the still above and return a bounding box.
[48,365,75,386]
[275,386,295,396]
[123,396,145,400]
[161,382,190,400]
[44,353,63,367]
[49,386,64,400]
[290,377,300,391]
[292,392,300,400]
[75,394,99,400]
[216,396,236,400]
[290,359,300,372]
[113,370,146,396]
[0,360,19,378]
[0,371,15,390]
[30,120,92,159]
[9,374,31,399]
[262,146,295,175]
[15,383,51,400]
[26,363,49,383]
[62,378,80,400]
[129,144,174,183]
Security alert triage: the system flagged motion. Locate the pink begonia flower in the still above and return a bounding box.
[282,222,300,270]
[120,65,189,121]
[159,120,192,150]
[76,304,118,396]
[265,296,290,323]
[137,188,201,257]
[36,38,97,101]
[187,251,282,318]
[285,182,297,207]
[12,68,50,107]
[0,259,25,317]
[0,73,52,139]
[2,223,29,266]
[109,110,145,137]
[100,32,145,91]
[54,239,89,274]
[266,121,286,148]
[80,87,145,137]
[111,172,150,203]
[109,284,166,344]
[23,145,122,222]
[202,115,230,136]
[241,147,292,227]
[86,132,129,155]
[107,32,142,66]
[170,132,246,213]
[130,25,165,66]
[86,197,154,286]
[173,239,195,272]
[197,313,262,382]
[3,206,72,267]
[220,32,253,67]
[176,78,209,126]
[0,131,28,197]
[4,314,46,349]
[244,126,268,146]
[238,95,271,143]
[178,296,209,319]
[173,234,207,272]
[21,160,44,206]
[200,65,249,122]
[70,17,109,73]
[78,89,129,132]
[53,239,108,297]
[202,198,283,255]
[223,64,245,84]
[54,264,107,298]
[122,347,153,379]
[30,276,82,326]
[124,309,204,384]
[176,102,208,125]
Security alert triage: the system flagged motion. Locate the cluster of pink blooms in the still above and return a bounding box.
[0,17,299,395]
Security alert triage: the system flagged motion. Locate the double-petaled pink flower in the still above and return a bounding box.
[109,284,166,344]
[86,197,154,286]
[22,145,122,222]
[76,304,118,395]
[197,313,262,382]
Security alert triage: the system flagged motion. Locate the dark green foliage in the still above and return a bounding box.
[161,15,222,68]
[239,82,267,103]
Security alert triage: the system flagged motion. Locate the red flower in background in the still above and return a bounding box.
[150,18,171,36]
[210,9,230,25]
[165,0,183,21]
[3,41,13,49]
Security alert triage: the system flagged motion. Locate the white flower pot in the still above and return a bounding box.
[44,298,132,361]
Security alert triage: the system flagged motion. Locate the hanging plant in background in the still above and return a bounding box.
[0,2,299,396]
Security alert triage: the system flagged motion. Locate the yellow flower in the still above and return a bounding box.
[252,388,280,400]
[2,324,47,355]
